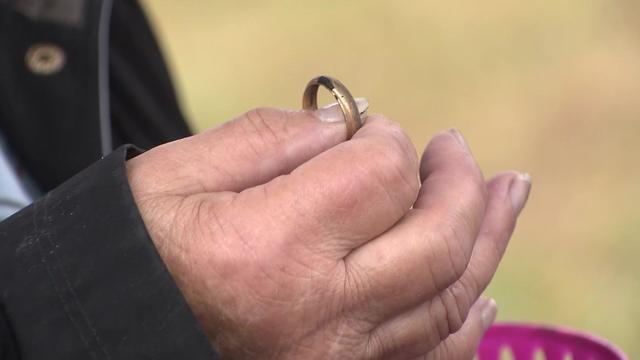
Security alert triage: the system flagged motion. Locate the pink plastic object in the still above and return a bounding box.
[477,323,627,360]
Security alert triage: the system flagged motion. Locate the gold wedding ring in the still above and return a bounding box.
[302,76,363,139]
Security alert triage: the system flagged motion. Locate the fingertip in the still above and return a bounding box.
[480,298,498,331]
[509,172,532,216]
[419,129,479,183]
[446,128,471,152]
[426,128,469,151]
[488,171,532,216]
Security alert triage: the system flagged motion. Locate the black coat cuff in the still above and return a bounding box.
[0,145,217,359]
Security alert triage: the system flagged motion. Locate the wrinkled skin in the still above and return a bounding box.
[127,106,531,359]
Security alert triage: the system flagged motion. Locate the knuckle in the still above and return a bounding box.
[427,346,445,360]
[429,295,455,344]
[447,174,487,237]
[239,107,289,151]
[365,330,389,360]
[364,324,409,360]
[448,280,475,328]
[422,268,474,347]
[369,132,419,198]
[449,211,476,263]
[426,219,471,290]
[433,281,473,338]
[456,173,487,213]
[439,340,470,360]
[366,115,417,163]
[444,223,471,280]
[379,117,418,167]
[342,260,374,312]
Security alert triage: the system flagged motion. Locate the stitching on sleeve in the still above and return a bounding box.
[33,194,111,360]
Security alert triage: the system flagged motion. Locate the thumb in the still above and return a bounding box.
[128,99,368,195]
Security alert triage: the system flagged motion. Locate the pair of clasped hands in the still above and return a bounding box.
[127,98,531,359]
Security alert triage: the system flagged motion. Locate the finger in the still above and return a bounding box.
[427,171,529,336]
[363,172,529,359]
[228,114,420,257]
[343,130,486,318]
[128,99,368,195]
[419,297,497,360]
[363,297,495,360]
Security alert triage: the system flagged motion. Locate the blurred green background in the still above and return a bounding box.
[141,0,639,357]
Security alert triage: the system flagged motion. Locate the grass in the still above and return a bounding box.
[141,0,640,356]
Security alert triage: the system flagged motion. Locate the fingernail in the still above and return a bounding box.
[481,298,498,330]
[508,172,532,215]
[447,129,471,152]
[315,97,369,123]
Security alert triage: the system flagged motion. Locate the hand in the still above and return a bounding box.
[126,103,531,359]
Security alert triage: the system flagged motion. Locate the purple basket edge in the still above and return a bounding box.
[482,321,628,360]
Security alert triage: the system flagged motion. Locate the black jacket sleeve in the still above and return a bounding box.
[0,146,217,359]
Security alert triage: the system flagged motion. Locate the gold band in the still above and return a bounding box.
[302,76,363,139]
